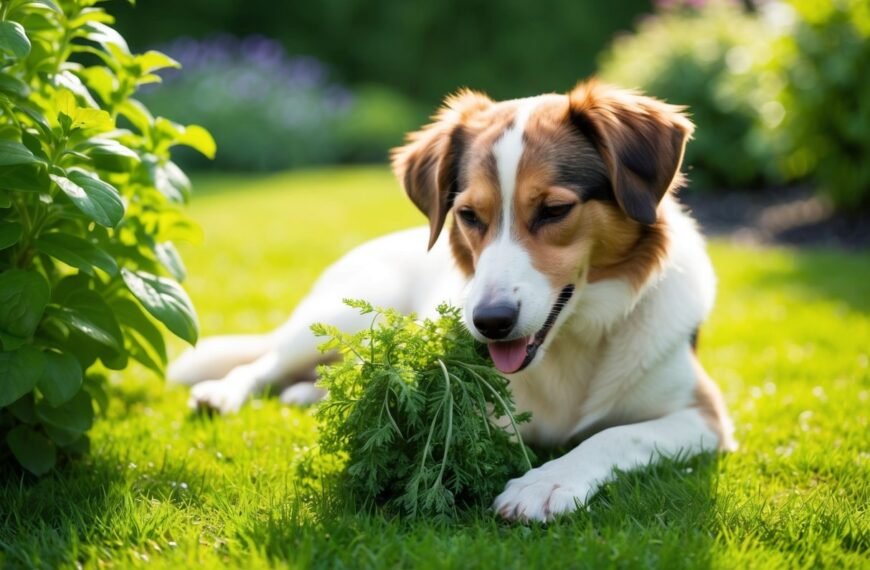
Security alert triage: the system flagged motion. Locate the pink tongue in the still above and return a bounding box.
[487,337,530,374]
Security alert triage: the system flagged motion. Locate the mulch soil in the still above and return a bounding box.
[679,186,870,251]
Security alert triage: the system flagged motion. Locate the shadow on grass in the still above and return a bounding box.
[0,447,207,568]
[234,454,723,569]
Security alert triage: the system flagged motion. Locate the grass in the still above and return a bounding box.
[1,166,868,569]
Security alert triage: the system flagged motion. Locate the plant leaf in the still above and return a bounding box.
[79,22,129,54]
[0,140,43,166]
[54,70,100,109]
[8,392,35,423]
[136,50,180,74]
[47,291,124,355]
[0,221,22,249]
[37,350,83,407]
[36,232,119,275]
[51,171,124,227]
[110,296,167,376]
[177,124,216,159]
[37,389,93,435]
[0,21,31,59]
[29,0,63,13]
[77,65,115,104]
[0,72,29,98]
[69,108,114,132]
[0,163,49,192]
[0,346,46,407]
[121,268,198,344]
[44,423,82,446]
[153,240,186,281]
[117,99,153,135]
[147,158,190,203]
[0,269,50,350]
[6,425,56,476]
[80,138,140,172]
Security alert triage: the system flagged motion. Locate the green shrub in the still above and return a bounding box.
[599,1,779,190]
[109,0,649,104]
[760,0,870,209]
[0,0,212,475]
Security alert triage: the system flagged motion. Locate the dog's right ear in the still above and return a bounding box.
[391,90,491,250]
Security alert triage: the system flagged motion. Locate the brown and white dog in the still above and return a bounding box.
[171,80,736,522]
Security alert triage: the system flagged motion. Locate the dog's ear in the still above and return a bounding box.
[391,90,491,249]
[568,80,694,225]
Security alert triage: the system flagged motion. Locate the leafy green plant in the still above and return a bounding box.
[309,300,534,521]
[759,0,870,209]
[0,0,213,475]
[599,1,779,190]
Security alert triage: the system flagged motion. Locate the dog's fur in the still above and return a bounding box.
[171,80,736,522]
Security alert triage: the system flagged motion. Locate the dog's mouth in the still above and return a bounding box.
[486,285,575,374]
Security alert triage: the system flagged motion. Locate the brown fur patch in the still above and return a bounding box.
[693,356,735,451]
[568,80,694,225]
[449,221,475,276]
[390,89,494,249]
[586,200,671,290]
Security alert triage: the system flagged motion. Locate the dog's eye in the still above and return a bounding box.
[534,203,576,227]
[457,208,485,230]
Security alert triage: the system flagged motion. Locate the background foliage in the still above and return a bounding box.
[106,0,870,211]
[601,0,870,207]
[759,0,870,209]
[0,0,211,474]
[110,0,649,105]
[138,36,422,171]
[599,1,778,189]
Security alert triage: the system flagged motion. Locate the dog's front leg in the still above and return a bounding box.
[188,351,288,414]
[493,408,720,522]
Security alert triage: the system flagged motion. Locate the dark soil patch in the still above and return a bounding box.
[680,186,870,250]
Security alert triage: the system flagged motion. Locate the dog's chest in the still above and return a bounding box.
[507,333,605,446]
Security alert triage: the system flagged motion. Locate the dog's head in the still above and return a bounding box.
[392,80,693,374]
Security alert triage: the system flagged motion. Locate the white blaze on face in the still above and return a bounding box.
[464,98,553,342]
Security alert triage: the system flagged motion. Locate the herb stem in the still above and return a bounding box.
[450,361,533,471]
[435,359,453,487]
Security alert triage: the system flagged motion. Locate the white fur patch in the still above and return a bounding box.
[493,407,719,521]
[492,99,537,238]
[465,98,556,341]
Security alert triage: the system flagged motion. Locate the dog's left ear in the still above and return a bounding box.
[391,90,491,249]
[568,81,694,225]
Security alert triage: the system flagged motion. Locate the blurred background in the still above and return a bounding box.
[113,0,868,246]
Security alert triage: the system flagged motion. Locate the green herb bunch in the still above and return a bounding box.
[311,299,534,520]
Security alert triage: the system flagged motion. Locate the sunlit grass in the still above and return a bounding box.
[1,166,868,568]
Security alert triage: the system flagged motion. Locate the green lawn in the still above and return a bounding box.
[2,166,868,569]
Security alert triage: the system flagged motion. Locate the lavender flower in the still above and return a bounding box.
[139,34,358,170]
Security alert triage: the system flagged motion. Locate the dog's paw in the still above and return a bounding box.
[279,382,326,406]
[188,379,248,414]
[493,465,595,523]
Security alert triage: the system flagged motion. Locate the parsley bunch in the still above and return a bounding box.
[310,300,534,520]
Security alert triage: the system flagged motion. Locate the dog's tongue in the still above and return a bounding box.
[487,337,530,374]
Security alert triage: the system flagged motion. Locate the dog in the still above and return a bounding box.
[170,80,736,522]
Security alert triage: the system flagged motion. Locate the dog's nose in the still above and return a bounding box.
[472,302,519,340]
